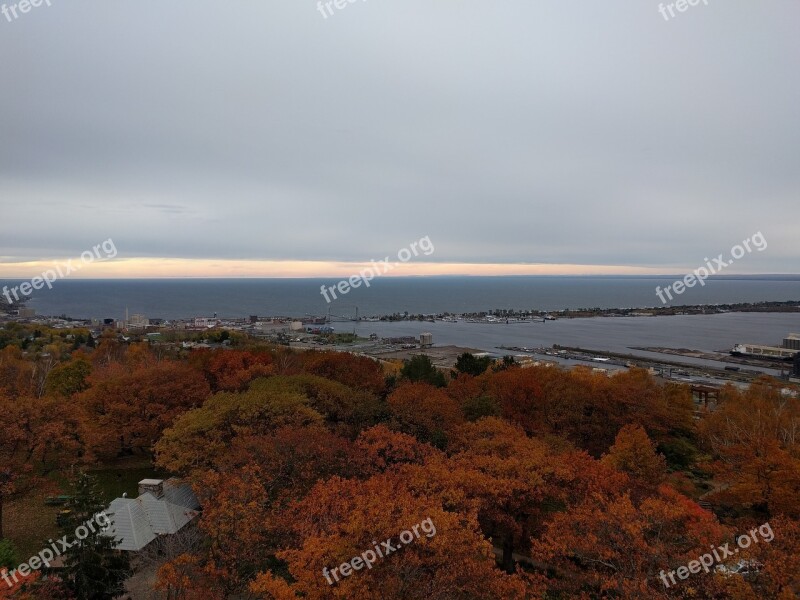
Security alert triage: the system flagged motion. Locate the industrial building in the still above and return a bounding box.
[783,334,800,351]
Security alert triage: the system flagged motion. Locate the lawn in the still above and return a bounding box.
[4,459,169,561]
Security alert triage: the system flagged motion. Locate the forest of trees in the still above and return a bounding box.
[0,323,798,599]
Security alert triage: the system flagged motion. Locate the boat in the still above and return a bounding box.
[730,343,797,361]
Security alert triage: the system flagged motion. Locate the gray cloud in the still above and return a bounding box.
[0,0,798,271]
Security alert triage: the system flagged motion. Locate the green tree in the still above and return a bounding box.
[400,355,446,387]
[45,356,92,397]
[454,352,493,376]
[494,355,517,371]
[59,472,130,600]
[462,395,501,421]
[0,538,17,570]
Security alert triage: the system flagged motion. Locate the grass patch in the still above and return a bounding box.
[4,459,169,561]
[5,494,62,560]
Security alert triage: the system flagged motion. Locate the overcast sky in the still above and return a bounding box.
[0,0,798,277]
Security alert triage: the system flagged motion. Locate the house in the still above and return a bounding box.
[104,478,200,552]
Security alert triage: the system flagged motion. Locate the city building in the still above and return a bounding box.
[257,320,289,334]
[420,332,433,348]
[128,314,149,329]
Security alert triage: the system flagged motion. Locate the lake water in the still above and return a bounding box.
[3,276,799,321]
[349,312,800,375]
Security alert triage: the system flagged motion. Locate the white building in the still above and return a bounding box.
[128,314,149,328]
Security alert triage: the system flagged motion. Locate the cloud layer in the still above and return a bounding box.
[1,1,798,276]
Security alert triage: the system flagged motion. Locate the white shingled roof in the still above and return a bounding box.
[103,478,200,551]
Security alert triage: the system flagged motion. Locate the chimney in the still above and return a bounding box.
[138,479,165,499]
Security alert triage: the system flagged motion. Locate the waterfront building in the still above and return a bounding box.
[783,334,800,350]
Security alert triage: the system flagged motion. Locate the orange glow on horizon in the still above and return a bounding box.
[0,257,677,279]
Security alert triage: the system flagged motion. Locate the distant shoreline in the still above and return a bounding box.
[6,299,799,325]
[365,300,800,323]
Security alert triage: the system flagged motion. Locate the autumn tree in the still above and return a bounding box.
[533,484,728,598]
[0,347,34,398]
[90,333,125,368]
[0,380,87,538]
[156,378,326,474]
[0,396,37,540]
[380,419,620,574]
[0,569,47,599]
[485,365,693,457]
[602,424,667,491]
[44,355,92,398]
[190,465,275,592]
[197,349,275,392]
[700,378,800,518]
[300,351,386,396]
[251,474,532,600]
[155,553,227,600]
[386,382,463,447]
[78,362,211,460]
[743,515,800,598]
[264,376,383,434]
[219,425,356,507]
[163,427,356,591]
[351,425,437,477]
[133,345,792,599]
[155,378,387,589]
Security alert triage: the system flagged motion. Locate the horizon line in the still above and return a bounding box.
[0,257,798,279]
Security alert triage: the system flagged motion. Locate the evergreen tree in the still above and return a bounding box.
[0,538,17,570]
[59,471,130,600]
[453,352,493,376]
[400,355,446,387]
